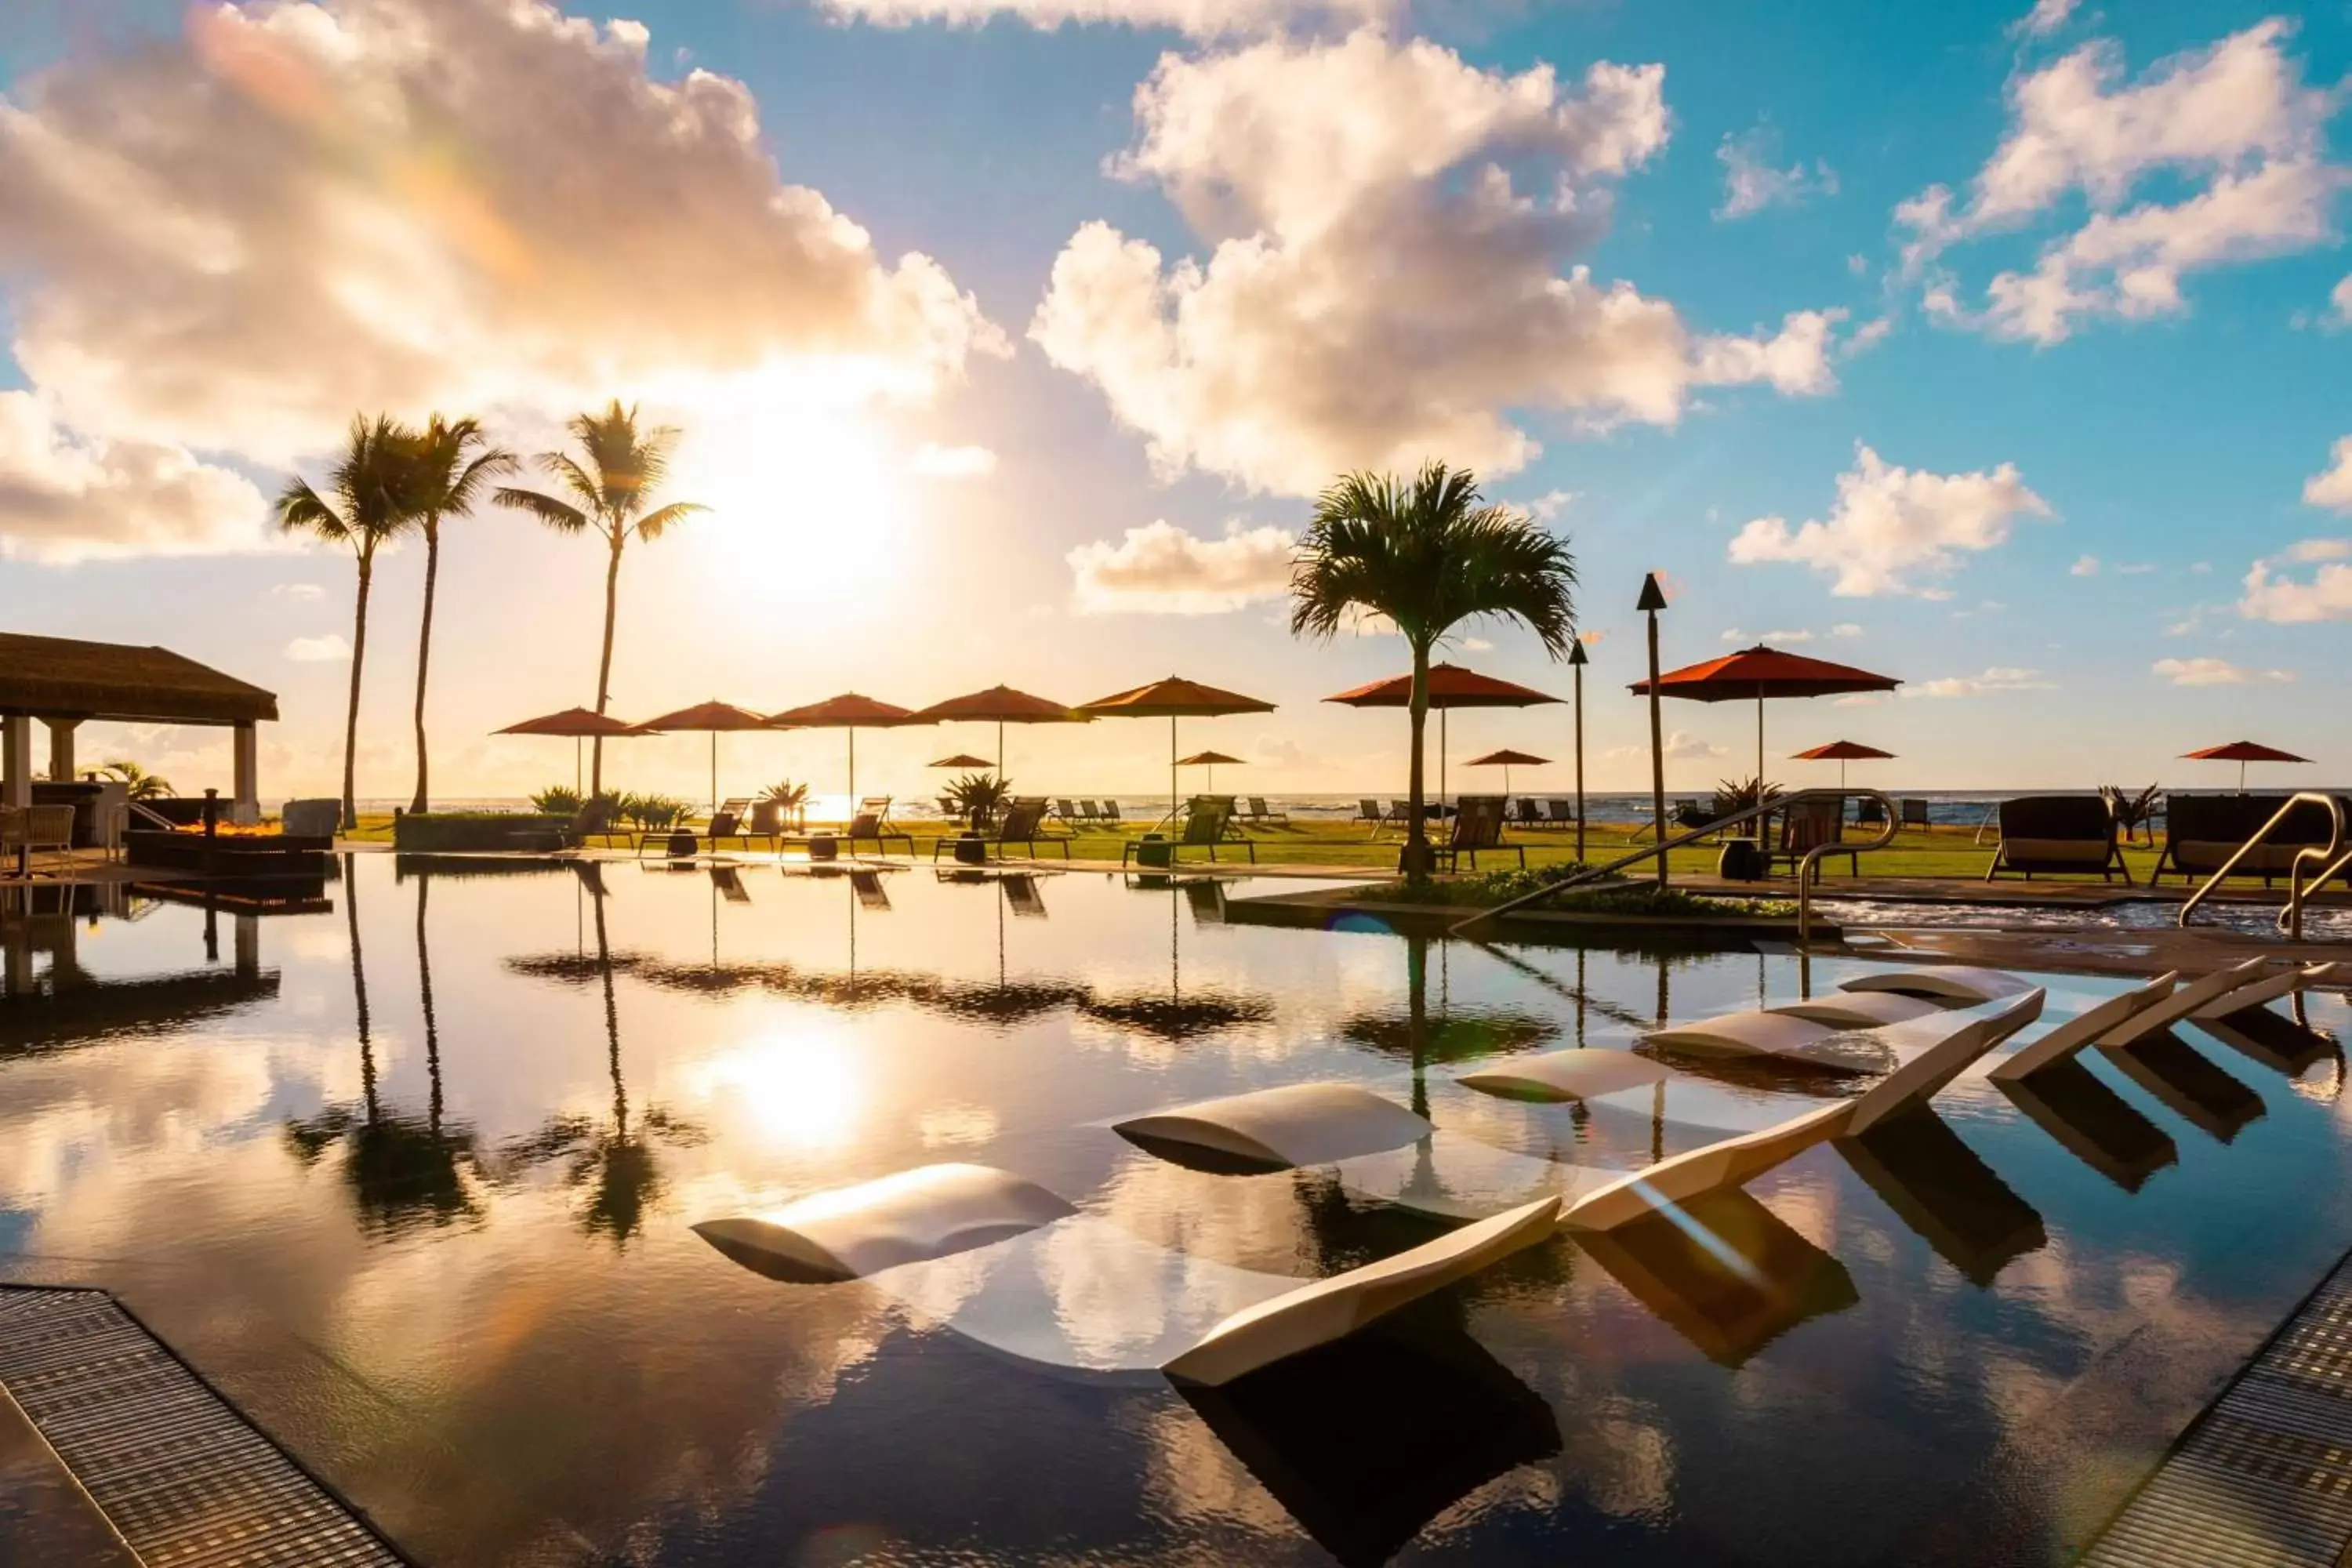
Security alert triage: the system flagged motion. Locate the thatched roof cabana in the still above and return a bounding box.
[0,633,278,725]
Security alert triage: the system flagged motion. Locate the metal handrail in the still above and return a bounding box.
[2281,842,2352,939]
[2177,790,2344,940]
[1453,788,1900,947]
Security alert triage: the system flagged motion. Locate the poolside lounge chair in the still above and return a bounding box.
[1355,798,1385,830]
[637,812,720,858]
[1512,798,1542,828]
[1122,797,1256,866]
[1855,797,1887,826]
[1385,800,1415,830]
[2150,793,2348,887]
[1772,796,1857,879]
[1900,799,1931,829]
[561,797,619,848]
[1243,797,1289,827]
[1098,800,1123,822]
[1435,795,1524,873]
[932,797,1070,862]
[1544,799,1577,829]
[1983,795,2130,883]
[843,797,915,858]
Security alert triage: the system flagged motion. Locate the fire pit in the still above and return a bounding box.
[125,819,332,877]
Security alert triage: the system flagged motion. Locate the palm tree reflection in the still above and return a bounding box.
[285,859,481,1233]
[499,892,704,1246]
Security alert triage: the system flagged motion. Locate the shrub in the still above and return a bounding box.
[531,785,583,815]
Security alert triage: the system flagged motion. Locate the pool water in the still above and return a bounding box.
[4,855,2350,1566]
[1817,894,2352,941]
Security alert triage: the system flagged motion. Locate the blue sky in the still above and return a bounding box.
[0,0,2347,804]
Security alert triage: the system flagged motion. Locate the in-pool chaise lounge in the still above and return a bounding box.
[1642,984,2043,1080]
[694,1163,1558,1385]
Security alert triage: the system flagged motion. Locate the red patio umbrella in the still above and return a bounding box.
[911,686,1091,775]
[495,706,656,793]
[636,701,770,814]
[1789,739,1896,790]
[1465,747,1550,797]
[2181,740,2312,793]
[1326,662,1560,809]
[1176,750,1247,793]
[1631,645,1900,788]
[1080,676,1276,824]
[928,753,996,771]
[764,693,931,812]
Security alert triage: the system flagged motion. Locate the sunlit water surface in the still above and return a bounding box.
[4,855,2350,1567]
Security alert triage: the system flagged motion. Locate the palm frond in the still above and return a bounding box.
[495,486,591,534]
[631,501,706,543]
[275,477,354,543]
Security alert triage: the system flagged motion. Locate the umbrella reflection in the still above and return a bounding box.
[1838,1108,2047,1286]
[498,893,705,1245]
[1573,1186,1859,1367]
[2100,1035,2267,1142]
[1176,1301,1560,1568]
[1995,1062,2177,1192]
[285,861,481,1234]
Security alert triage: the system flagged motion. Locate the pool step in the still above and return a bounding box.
[2079,1252,2352,1566]
[0,1286,410,1566]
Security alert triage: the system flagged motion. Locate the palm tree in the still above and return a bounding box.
[495,401,703,797]
[277,415,423,830]
[99,759,173,800]
[1290,463,1577,881]
[405,416,515,815]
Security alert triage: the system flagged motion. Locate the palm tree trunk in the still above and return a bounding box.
[1404,639,1432,882]
[408,517,441,815]
[590,529,624,798]
[416,872,441,1136]
[343,546,376,832]
[347,854,376,1124]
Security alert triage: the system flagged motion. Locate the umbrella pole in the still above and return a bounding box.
[848,728,856,816]
[1171,715,1178,827]
[1646,601,1666,888]
[575,736,582,797]
[1573,659,1586,863]
[710,733,717,819]
[1756,691,1764,793]
[1440,710,1448,817]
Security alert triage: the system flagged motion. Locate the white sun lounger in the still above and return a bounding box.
[1837,964,2038,1004]
[1767,991,1949,1028]
[695,1163,1557,1385]
[1986,973,2180,1083]
[2099,958,2278,1050]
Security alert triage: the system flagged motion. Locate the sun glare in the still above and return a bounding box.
[693,1022,867,1151]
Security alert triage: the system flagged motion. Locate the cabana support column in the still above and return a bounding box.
[2,716,29,808]
[232,724,260,826]
[45,719,78,784]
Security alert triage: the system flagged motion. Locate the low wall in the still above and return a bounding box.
[391,813,568,853]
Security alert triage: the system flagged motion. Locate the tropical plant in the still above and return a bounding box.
[759,779,810,810]
[405,415,515,815]
[277,413,423,830]
[1289,463,1577,880]
[2100,782,2162,844]
[531,785,583,816]
[100,758,174,800]
[495,401,705,797]
[938,771,1010,829]
[1710,775,1783,823]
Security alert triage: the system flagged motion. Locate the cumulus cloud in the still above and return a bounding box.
[284,634,352,662]
[1068,519,1297,613]
[0,0,1000,500]
[2071,554,2100,575]
[2153,656,2292,686]
[270,582,325,601]
[1715,127,1837,220]
[1897,20,2346,343]
[912,442,998,478]
[816,0,1392,33]
[0,391,267,564]
[1907,666,2054,697]
[1719,627,1814,644]
[1727,444,2052,597]
[2306,437,2352,513]
[2241,537,2352,622]
[2011,0,2079,40]
[1830,622,1862,637]
[2331,274,2352,327]
[1608,730,1721,763]
[1032,32,1847,495]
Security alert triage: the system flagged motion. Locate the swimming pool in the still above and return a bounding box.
[3,855,2349,1565]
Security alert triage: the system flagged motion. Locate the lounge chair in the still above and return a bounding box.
[1385,800,1415,830]
[1121,797,1256,866]
[1513,797,1545,829]
[636,811,720,858]
[1544,798,1577,829]
[2,805,75,877]
[1243,797,1288,827]
[841,797,915,858]
[1900,798,1931,829]
[1984,795,2130,883]
[1434,795,1524,872]
[562,797,618,848]
[1098,800,1123,822]
[2151,793,2348,887]
[1356,798,1385,831]
[932,797,1070,862]
[1772,796,1857,879]
[1855,797,1887,826]
[1053,798,1086,826]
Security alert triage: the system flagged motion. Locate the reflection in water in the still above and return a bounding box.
[2,886,279,1054]
[1996,1062,2177,1192]
[1839,1109,2047,1286]
[2196,1007,2343,1082]
[498,893,704,1245]
[1574,1188,1860,1366]
[1178,1301,1561,1568]
[2101,1035,2267,1143]
[285,862,481,1233]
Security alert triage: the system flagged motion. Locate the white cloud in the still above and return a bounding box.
[1715,127,1837,220]
[2011,0,2079,40]
[1032,33,1847,496]
[1898,20,2346,343]
[1458,636,1494,652]
[1516,488,1573,523]
[270,582,325,601]
[1832,692,1887,708]
[2331,274,2352,327]
[2152,656,2293,686]
[1068,518,1297,613]
[912,442,998,478]
[1727,444,2052,596]
[815,0,1392,34]
[1719,626,1814,644]
[0,390,267,564]
[284,634,351,662]
[0,0,1000,488]
[2241,538,2352,622]
[1831,622,1862,637]
[2305,437,2352,513]
[1907,666,2055,697]
[1608,730,1721,763]
[2071,554,2100,575]
[2115,561,2156,574]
